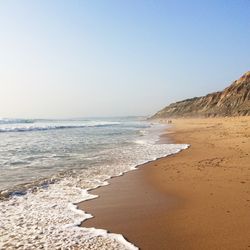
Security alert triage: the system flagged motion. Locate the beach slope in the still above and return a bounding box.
[79,117,250,250]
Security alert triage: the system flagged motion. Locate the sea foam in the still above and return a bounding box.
[0,121,189,249]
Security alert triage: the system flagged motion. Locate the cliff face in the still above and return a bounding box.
[151,71,250,119]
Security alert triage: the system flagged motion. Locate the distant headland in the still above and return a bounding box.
[151,71,250,119]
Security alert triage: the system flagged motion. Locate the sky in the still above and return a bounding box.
[0,0,250,118]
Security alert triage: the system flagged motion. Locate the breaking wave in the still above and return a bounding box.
[0,121,120,133]
[0,118,34,124]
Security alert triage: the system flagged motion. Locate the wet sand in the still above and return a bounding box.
[79,117,250,250]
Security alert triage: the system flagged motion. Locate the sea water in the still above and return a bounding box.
[0,117,188,249]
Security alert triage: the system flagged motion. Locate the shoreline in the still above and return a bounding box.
[79,117,250,249]
[1,120,188,250]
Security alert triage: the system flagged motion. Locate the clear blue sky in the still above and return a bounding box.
[0,0,249,118]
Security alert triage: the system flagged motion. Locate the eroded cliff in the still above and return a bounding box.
[151,71,250,119]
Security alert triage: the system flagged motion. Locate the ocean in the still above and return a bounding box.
[0,117,188,249]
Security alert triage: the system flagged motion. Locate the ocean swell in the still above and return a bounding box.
[0,121,120,133]
[0,120,189,249]
[0,118,34,124]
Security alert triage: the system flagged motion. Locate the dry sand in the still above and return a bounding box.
[79,117,250,250]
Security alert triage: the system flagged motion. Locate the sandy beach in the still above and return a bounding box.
[79,117,250,250]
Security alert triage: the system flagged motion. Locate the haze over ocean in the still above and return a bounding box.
[0,0,250,118]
